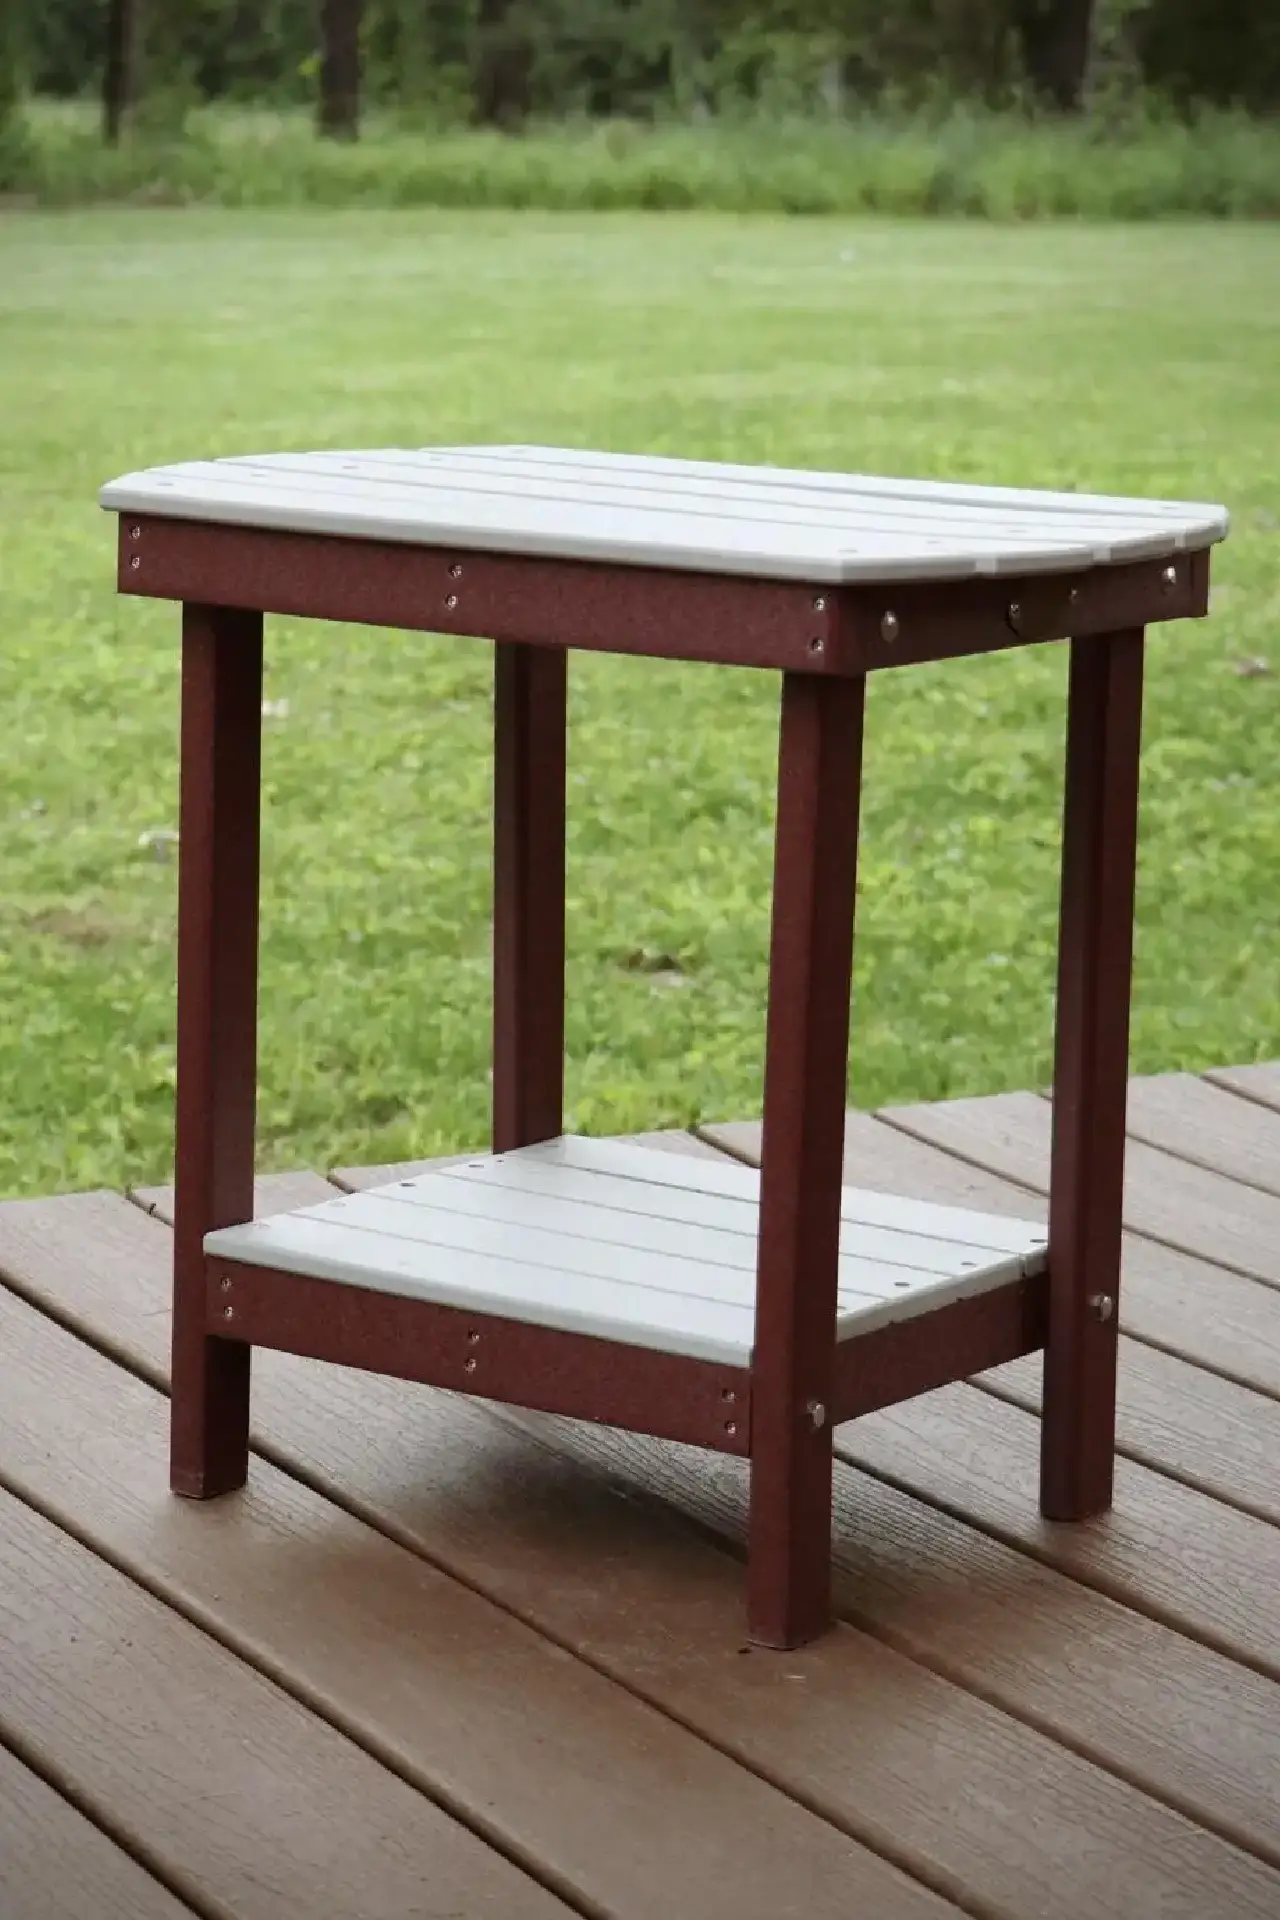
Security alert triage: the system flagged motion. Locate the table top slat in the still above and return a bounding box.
[102,445,1227,585]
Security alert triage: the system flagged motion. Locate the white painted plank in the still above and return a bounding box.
[525,1136,1046,1256]
[297,1186,1011,1310]
[207,1140,1044,1363]
[207,1210,757,1364]
[429,1158,1032,1276]
[100,446,1227,585]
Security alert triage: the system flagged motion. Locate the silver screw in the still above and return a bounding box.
[129,555,141,571]
[812,594,827,612]
[809,635,824,655]
[1089,1292,1116,1323]
[129,523,142,540]
[724,1420,738,1437]
[1007,601,1021,623]
[880,611,899,644]
[219,1276,232,1292]
[467,1329,481,1345]
[1161,564,1177,591]
[445,593,459,610]
[1068,587,1079,605]
[805,1398,827,1430]
[449,562,463,578]
[464,1356,477,1374]
[721,1387,736,1404]
[222,1304,234,1320]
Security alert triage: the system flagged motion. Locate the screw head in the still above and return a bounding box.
[222,1304,234,1320]
[1089,1292,1116,1323]
[449,562,463,578]
[129,554,141,571]
[721,1387,736,1404]
[724,1420,738,1437]
[1068,587,1079,605]
[808,635,824,655]
[445,593,459,610]
[805,1398,827,1430]
[879,611,899,644]
[219,1276,232,1292]
[464,1356,477,1373]
[467,1329,481,1345]
[1007,601,1021,624]
[812,594,827,612]
[1161,564,1178,591]
[129,523,142,540]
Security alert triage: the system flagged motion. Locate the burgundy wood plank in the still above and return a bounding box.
[118,515,838,674]
[1042,629,1144,1521]
[833,1275,1046,1422]
[210,1257,751,1455]
[832,547,1207,672]
[749,671,865,1646]
[492,642,567,1152]
[171,603,262,1499]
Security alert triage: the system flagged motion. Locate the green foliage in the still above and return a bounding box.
[0,208,1277,1195]
[19,0,1280,117]
[12,98,1280,219]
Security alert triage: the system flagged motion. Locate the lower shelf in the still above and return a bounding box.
[205,1133,1047,1369]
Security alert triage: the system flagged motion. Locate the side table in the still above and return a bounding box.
[101,446,1227,1647]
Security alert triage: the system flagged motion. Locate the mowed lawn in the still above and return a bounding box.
[0,209,1277,1198]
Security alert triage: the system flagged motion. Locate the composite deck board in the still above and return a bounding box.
[2,1197,1274,1915]
[884,1087,1280,1289]
[1123,1073,1280,1198]
[0,1489,571,1920]
[1205,1061,1280,1113]
[0,1287,940,1920]
[0,1741,195,1920]
[704,1111,1280,1399]
[704,1112,1280,1510]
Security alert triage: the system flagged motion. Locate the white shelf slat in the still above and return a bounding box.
[206,1138,1046,1368]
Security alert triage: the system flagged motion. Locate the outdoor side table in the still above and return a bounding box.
[101,446,1227,1648]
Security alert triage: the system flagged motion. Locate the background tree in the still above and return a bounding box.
[318,0,362,137]
[1013,0,1098,111]
[103,0,144,142]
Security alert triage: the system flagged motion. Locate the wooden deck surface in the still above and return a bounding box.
[2,1063,1279,1919]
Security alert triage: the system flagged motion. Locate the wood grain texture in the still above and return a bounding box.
[748,670,864,1643]
[1124,1073,1280,1197]
[516,1406,1280,1869]
[0,1286,939,1920]
[1041,628,1144,1518]
[707,1111,1280,1531]
[5,1189,1278,1915]
[0,1489,571,1920]
[328,1132,722,1196]
[775,1100,1280,1398]
[885,1086,1280,1289]
[1204,1062,1280,1114]
[0,1742,194,1920]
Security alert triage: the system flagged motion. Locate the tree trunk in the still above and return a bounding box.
[103,0,143,144]
[318,0,361,140]
[1014,0,1097,113]
[473,0,533,133]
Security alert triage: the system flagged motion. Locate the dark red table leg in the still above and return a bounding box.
[171,603,263,1498]
[493,642,568,1153]
[748,671,865,1648]
[1042,627,1145,1520]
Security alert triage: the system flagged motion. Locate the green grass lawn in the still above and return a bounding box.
[0,208,1277,1199]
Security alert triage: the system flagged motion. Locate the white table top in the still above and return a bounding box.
[101,444,1228,586]
[205,1134,1047,1367]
